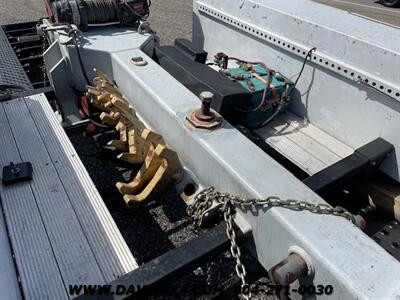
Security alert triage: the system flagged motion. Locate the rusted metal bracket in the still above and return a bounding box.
[117,143,183,207]
[86,70,183,205]
[107,121,128,151]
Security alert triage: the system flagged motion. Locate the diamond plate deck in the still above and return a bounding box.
[0,26,32,96]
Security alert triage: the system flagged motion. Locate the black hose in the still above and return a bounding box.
[292,47,317,90]
[68,29,91,85]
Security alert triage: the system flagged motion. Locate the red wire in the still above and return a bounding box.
[228,57,270,112]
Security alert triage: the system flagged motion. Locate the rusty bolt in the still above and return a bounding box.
[269,253,308,286]
[354,214,367,231]
[196,91,213,120]
[186,91,223,130]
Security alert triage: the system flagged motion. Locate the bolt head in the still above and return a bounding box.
[200,91,214,102]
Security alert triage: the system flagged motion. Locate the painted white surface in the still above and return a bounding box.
[110,46,400,299]
[256,112,354,174]
[194,0,400,182]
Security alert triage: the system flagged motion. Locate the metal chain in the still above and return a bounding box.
[41,31,49,86]
[205,260,218,294]
[187,187,357,300]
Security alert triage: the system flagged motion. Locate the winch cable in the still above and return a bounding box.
[85,0,118,24]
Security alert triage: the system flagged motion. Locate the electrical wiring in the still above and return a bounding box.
[228,57,271,113]
[292,47,317,91]
[249,48,316,129]
[67,29,92,85]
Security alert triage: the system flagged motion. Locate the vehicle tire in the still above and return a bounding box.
[381,0,400,7]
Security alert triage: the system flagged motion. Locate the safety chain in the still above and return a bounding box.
[41,32,46,85]
[187,187,357,300]
[41,31,49,86]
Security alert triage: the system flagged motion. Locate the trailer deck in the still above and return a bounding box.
[0,94,137,299]
[0,0,400,299]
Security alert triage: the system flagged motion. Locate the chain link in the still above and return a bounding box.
[187,187,357,300]
[41,31,49,86]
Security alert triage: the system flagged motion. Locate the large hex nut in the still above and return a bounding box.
[186,109,223,130]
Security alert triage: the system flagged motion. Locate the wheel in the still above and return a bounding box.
[381,0,400,7]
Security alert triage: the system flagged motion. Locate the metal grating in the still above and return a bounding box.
[0,27,32,96]
[372,220,400,261]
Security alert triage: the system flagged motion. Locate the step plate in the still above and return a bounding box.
[255,112,354,175]
[0,94,138,300]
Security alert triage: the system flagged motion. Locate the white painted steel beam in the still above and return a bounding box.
[193,0,400,183]
[109,47,400,299]
[44,10,400,298]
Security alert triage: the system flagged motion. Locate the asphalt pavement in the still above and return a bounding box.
[0,0,46,25]
[314,0,400,27]
[0,1,398,44]
[0,1,397,298]
[0,0,193,44]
